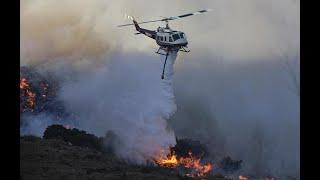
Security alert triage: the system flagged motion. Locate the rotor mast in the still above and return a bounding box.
[165,20,170,29]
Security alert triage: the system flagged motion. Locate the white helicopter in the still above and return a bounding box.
[118,9,212,79]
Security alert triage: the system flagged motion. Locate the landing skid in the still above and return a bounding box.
[179,47,190,53]
[155,47,168,55]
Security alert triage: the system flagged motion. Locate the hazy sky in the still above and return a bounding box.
[21,0,299,66]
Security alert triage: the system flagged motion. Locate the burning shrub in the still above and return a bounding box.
[154,138,213,178]
[43,124,104,152]
[20,66,69,119]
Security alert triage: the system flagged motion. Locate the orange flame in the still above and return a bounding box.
[239,175,248,180]
[156,150,178,168]
[20,78,36,111]
[155,149,213,177]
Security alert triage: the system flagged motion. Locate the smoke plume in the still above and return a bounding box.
[57,52,178,163]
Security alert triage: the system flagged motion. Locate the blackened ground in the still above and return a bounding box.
[20,136,227,180]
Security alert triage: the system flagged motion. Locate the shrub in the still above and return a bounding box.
[43,124,104,152]
[172,138,209,158]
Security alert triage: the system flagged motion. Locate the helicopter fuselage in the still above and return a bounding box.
[133,19,188,50]
[155,30,188,49]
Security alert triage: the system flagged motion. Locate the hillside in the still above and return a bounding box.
[20,136,226,180]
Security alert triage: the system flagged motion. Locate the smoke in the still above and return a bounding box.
[58,52,178,163]
[172,58,299,177]
[21,0,119,69]
[21,0,299,67]
[20,0,299,178]
[20,113,74,137]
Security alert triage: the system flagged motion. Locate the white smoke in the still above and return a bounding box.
[20,113,74,137]
[58,52,178,163]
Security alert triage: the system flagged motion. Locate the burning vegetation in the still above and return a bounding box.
[20,66,71,123]
[154,138,213,178]
[155,148,213,178]
[25,124,282,179]
[20,77,37,112]
[20,67,283,179]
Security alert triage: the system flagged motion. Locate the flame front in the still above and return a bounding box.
[20,77,51,112]
[155,149,213,178]
[155,150,178,168]
[20,78,36,112]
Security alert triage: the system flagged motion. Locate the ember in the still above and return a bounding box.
[155,148,213,178]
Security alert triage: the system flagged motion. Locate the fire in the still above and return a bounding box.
[20,78,29,89]
[20,78,36,111]
[239,175,248,180]
[156,150,178,168]
[155,149,213,178]
[20,77,51,112]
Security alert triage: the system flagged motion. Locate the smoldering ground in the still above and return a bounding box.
[20,0,299,178]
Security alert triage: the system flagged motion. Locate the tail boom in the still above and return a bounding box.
[132,19,156,39]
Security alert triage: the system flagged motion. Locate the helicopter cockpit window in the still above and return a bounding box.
[172,34,180,41]
[179,33,185,39]
[169,37,173,42]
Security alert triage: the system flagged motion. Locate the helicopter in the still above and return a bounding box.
[118,9,212,79]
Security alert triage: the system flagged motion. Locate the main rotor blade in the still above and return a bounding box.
[166,9,212,21]
[118,19,163,27]
[117,9,212,27]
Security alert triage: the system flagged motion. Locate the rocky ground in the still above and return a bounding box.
[20,136,226,180]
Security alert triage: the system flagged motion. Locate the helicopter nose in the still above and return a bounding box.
[175,38,188,45]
